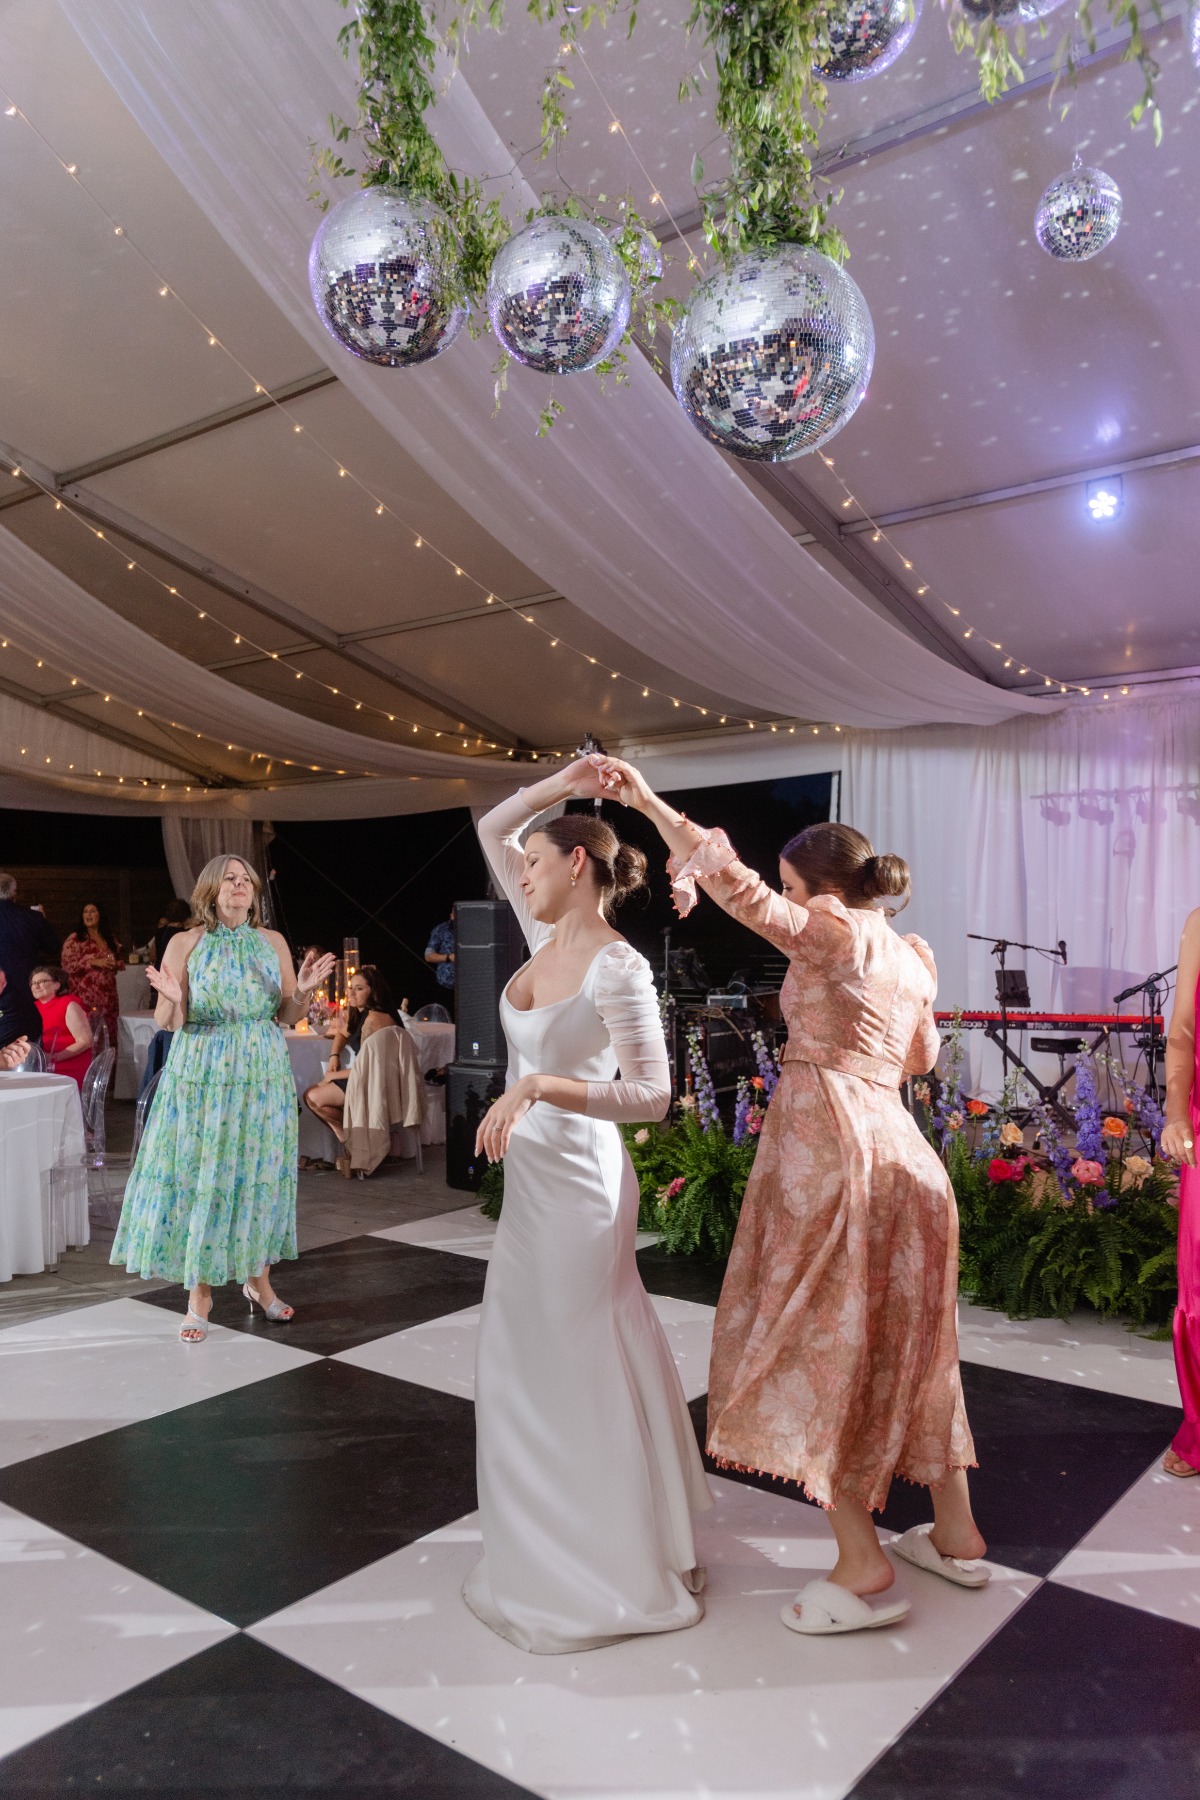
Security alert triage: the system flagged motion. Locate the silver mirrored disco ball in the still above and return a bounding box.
[487,216,632,374]
[960,0,1070,20]
[308,187,466,367]
[816,0,924,82]
[671,245,875,462]
[1035,165,1122,261]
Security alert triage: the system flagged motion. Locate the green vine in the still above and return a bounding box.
[949,0,1165,145]
[684,0,846,262]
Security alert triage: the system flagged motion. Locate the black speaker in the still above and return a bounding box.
[445,1060,507,1190]
[455,899,527,1065]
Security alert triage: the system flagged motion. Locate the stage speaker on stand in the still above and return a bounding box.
[446,899,527,1190]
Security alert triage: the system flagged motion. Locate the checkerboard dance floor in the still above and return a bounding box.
[1,1204,1197,1798]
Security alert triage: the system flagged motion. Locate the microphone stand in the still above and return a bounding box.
[1113,964,1176,1099]
[966,931,1068,1101]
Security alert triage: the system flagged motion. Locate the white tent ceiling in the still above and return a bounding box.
[0,0,1193,817]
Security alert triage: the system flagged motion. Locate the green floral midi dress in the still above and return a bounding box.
[112,924,299,1287]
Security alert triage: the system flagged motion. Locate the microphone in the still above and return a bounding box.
[1112,977,1148,1005]
[1058,940,1068,966]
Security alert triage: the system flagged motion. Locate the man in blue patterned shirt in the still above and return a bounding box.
[424,907,456,1006]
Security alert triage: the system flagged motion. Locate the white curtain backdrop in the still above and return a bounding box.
[161,817,257,898]
[0,686,192,795]
[63,0,1054,733]
[843,688,1200,1091]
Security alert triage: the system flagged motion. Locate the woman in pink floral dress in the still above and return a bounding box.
[596,756,988,1636]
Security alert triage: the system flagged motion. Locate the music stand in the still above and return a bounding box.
[995,968,1031,1010]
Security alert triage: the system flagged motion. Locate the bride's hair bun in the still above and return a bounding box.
[612,842,648,903]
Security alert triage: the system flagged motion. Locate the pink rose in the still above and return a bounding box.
[1071,1158,1105,1186]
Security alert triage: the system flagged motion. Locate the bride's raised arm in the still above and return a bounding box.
[476,759,610,954]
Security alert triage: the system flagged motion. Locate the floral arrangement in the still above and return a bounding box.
[921,1016,1178,1330]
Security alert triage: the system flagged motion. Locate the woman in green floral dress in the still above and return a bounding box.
[112,856,334,1342]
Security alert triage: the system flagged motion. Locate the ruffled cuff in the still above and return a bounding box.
[666,826,738,917]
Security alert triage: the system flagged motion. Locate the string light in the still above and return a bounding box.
[815,452,1096,698]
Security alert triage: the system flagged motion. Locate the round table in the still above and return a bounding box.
[0,1072,88,1281]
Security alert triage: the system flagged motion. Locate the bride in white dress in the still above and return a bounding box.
[466,759,711,1654]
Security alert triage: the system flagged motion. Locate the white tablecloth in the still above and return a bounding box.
[116,1011,161,1101]
[117,966,153,1014]
[0,1072,88,1281]
[407,1018,455,1074]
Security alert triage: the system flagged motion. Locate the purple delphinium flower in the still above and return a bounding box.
[1072,1056,1105,1163]
[732,1077,751,1145]
[751,1030,780,1101]
[685,1026,721,1131]
[1036,1102,1076,1191]
[1129,1080,1165,1155]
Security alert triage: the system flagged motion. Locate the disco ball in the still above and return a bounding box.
[1034,164,1122,262]
[487,216,632,374]
[308,187,465,367]
[816,0,924,82]
[670,245,875,463]
[959,0,1070,19]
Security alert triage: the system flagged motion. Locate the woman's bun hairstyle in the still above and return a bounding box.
[532,814,648,914]
[860,853,911,901]
[780,822,910,912]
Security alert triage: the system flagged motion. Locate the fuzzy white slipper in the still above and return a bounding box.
[780,1578,910,1635]
[891,1524,991,1588]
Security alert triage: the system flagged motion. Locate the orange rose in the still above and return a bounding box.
[965,1098,989,1117]
[1101,1116,1127,1139]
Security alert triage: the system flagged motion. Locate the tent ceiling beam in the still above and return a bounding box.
[0,371,339,513]
[0,436,523,747]
[0,666,229,784]
[653,3,1185,248]
[745,465,984,673]
[844,437,1200,532]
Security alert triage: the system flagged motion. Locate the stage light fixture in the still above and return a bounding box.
[1086,476,1122,521]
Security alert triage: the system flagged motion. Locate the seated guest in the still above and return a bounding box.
[61,901,125,1045]
[30,966,94,1090]
[302,965,402,1170]
[153,898,192,971]
[0,873,61,1047]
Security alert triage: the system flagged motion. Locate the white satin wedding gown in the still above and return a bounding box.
[465,791,711,1654]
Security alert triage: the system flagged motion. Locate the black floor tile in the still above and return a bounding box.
[134,1236,488,1356]
[0,1361,477,1626]
[0,1632,535,1796]
[692,1363,1180,1575]
[876,1362,1181,1575]
[636,1245,727,1307]
[848,1582,1200,1800]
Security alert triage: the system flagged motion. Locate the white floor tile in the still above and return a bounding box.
[251,1476,1036,1800]
[0,1502,234,1760]
[0,1297,319,1468]
[335,1294,715,1404]
[957,1300,1179,1406]
[372,1206,659,1262]
[1050,1457,1200,1630]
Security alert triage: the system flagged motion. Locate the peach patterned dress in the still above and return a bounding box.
[671,830,975,1513]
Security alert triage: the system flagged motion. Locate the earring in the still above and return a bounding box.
[570,872,578,887]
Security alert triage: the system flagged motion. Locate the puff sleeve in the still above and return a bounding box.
[584,944,671,1124]
[475,788,551,956]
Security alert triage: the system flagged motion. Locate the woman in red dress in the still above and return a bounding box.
[30,965,93,1090]
[61,901,124,1046]
[1161,909,1200,1476]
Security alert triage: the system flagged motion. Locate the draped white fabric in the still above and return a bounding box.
[0,528,518,785]
[843,690,1200,1050]
[161,817,256,898]
[0,687,192,792]
[63,0,1050,732]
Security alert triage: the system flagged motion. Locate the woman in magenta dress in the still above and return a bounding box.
[30,965,93,1090]
[1160,909,1200,1476]
[61,901,124,1046]
[596,755,988,1636]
